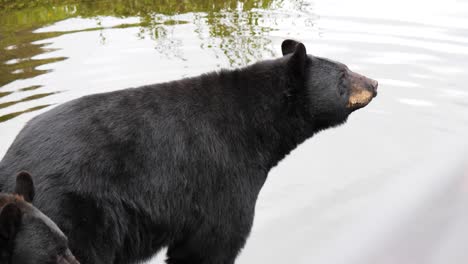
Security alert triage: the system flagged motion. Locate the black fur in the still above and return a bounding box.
[0,40,376,264]
[0,172,79,264]
[14,172,35,203]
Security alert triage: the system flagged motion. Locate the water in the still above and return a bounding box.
[1,0,468,263]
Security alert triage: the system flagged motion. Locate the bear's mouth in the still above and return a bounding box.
[347,70,378,111]
[347,88,377,110]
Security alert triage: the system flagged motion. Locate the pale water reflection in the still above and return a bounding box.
[0,0,468,263]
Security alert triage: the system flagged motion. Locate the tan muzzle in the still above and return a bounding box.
[347,70,378,111]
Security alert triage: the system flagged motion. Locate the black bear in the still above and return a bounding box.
[0,171,80,264]
[0,40,377,264]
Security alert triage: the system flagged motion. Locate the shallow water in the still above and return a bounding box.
[1,0,468,263]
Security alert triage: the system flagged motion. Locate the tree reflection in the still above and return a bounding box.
[0,0,281,87]
[0,0,292,122]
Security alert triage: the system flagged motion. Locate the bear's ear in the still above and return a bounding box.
[281,39,302,55]
[285,41,307,76]
[0,203,22,241]
[15,171,35,203]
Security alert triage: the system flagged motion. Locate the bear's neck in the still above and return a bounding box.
[210,59,317,172]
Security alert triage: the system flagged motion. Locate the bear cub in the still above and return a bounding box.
[0,172,79,264]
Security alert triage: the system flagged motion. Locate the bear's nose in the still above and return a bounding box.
[369,79,378,91]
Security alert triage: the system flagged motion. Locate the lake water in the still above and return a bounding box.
[1,0,468,263]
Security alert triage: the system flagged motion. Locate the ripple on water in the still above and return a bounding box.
[398,98,436,107]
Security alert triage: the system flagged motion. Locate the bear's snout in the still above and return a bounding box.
[57,249,80,264]
[347,70,378,111]
[369,79,378,92]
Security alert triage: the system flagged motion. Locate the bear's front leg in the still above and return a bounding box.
[166,204,254,264]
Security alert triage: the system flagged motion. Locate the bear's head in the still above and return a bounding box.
[0,172,79,264]
[281,39,378,130]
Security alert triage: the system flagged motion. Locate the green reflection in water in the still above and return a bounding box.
[0,104,51,123]
[0,0,284,121]
[18,85,43,91]
[0,91,13,98]
[0,92,59,109]
[1,0,280,86]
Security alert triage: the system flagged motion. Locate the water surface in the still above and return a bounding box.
[1,0,468,263]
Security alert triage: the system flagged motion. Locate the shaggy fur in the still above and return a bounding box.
[0,40,376,264]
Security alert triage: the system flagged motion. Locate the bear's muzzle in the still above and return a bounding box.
[347,70,378,111]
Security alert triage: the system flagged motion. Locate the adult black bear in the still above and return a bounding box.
[0,172,80,264]
[0,40,377,264]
